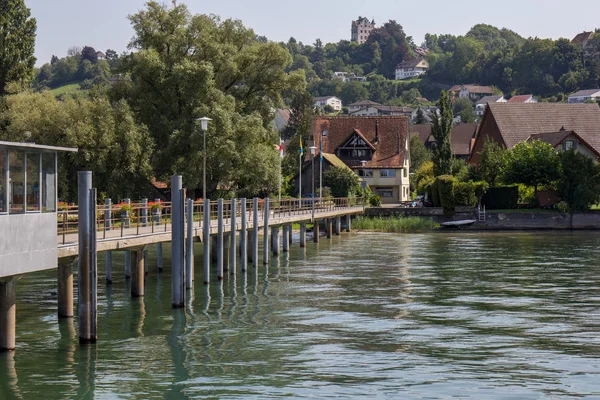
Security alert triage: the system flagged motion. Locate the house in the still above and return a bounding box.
[348,100,413,117]
[572,31,596,55]
[332,72,367,83]
[568,89,600,104]
[351,17,375,44]
[314,96,342,111]
[469,103,600,164]
[272,108,291,132]
[528,128,600,159]
[475,95,506,116]
[395,58,429,80]
[96,51,106,60]
[298,116,410,203]
[507,94,537,104]
[449,84,495,102]
[409,123,478,159]
[410,106,437,123]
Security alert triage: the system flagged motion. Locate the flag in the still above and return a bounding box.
[319,136,323,162]
[279,138,284,158]
[299,137,303,156]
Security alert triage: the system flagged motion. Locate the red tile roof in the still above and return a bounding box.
[312,116,408,168]
[449,84,494,94]
[507,94,534,103]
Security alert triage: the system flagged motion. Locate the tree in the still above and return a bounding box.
[81,46,98,64]
[323,167,360,198]
[339,81,369,105]
[282,91,314,181]
[558,150,600,211]
[477,138,505,187]
[409,134,430,173]
[502,140,560,197]
[415,108,426,124]
[452,97,476,123]
[430,90,453,176]
[117,1,304,197]
[0,0,37,95]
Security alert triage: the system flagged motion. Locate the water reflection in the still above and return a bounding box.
[75,345,97,399]
[0,352,21,399]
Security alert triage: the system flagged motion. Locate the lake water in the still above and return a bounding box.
[2,232,600,399]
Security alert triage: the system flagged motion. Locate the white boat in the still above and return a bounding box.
[439,219,477,228]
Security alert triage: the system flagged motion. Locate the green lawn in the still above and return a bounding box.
[50,83,81,96]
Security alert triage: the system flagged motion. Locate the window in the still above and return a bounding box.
[358,169,373,178]
[322,129,328,137]
[380,169,396,177]
[26,153,40,212]
[563,140,575,151]
[0,150,6,213]
[9,150,24,214]
[404,168,408,178]
[375,187,394,198]
[42,153,56,212]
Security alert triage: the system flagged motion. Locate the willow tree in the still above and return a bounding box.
[430,90,453,176]
[116,1,305,197]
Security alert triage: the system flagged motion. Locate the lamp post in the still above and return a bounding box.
[309,146,317,220]
[361,160,368,190]
[197,117,212,200]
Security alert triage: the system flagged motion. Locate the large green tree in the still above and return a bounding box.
[0,0,37,96]
[430,90,453,176]
[477,138,505,187]
[116,1,305,197]
[502,140,560,197]
[558,150,600,211]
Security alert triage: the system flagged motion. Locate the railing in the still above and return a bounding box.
[57,197,365,245]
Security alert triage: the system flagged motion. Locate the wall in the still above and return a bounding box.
[0,213,58,278]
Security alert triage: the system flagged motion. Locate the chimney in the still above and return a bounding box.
[375,119,379,144]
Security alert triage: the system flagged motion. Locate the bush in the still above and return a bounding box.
[454,181,477,207]
[368,194,381,207]
[436,175,456,215]
[481,186,519,209]
[323,167,360,198]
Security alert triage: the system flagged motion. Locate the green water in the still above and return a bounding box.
[2,232,600,399]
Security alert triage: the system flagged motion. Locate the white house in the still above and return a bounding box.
[568,89,600,104]
[450,84,495,102]
[395,58,429,80]
[348,101,413,117]
[332,72,367,83]
[475,95,506,116]
[314,96,342,111]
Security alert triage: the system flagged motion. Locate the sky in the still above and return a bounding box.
[27,0,600,66]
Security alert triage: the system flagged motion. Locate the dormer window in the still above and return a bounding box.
[322,130,328,137]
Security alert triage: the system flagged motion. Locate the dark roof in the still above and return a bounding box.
[397,58,428,69]
[572,31,595,46]
[476,103,600,151]
[507,94,534,103]
[451,123,478,156]
[529,130,600,157]
[449,84,494,94]
[476,95,504,105]
[312,116,408,168]
[408,124,432,144]
[569,89,600,98]
[348,100,381,107]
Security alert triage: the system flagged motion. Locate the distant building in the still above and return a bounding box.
[332,72,367,83]
[449,84,495,102]
[572,31,597,56]
[351,17,376,44]
[410,106,437,123]
[475,95,506,116]
[395,58,429,80]
[507,94,537,104]
[529,128,600,160]
[313,96,343,112]
[348,100,413,117]
[96,51,106,60]
[568,89,600,104]
[409,123,478,159]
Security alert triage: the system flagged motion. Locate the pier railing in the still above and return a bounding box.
[57,197,365,245]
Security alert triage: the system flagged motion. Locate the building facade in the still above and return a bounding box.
[314,96,343,111]
[395,58,429,80]
[568,89,600,103]
[351,17,376,44]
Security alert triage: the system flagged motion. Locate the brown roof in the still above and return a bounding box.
[507,94,534,103]
[449,84,494,94]
[408,124,432,144]
[349,100,381,107]
[475,102,600,152]
[572,31,595,46]
[451,123,478,156]
[312,116,408,168]
[529,130,600,157]
[397,58,428,69]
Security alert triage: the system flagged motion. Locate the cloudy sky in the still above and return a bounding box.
[27,0,600,65]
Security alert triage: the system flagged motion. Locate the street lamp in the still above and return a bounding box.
[361,160,368,189]
[309,146,317,220]
[197,117,212,200]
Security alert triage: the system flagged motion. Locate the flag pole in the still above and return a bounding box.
[319,137,323,204]
[278,135,282,207]
[299,136,303,208]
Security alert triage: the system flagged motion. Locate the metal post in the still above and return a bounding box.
[263,198,269,264]
[272,226,280,255]
[253,198,259,267]
[240,198,247,272]
[346,214,352,232]
[311,153,315,222]
[124,251,131,279]
[300,223,306,247]
[230,198,237,275]
[131,248,145,297]
[124,198,131,228]
[105,251,112,284]
[313,220,320,243]
[0,278,16,351]
[282,225,289,252]
[217,198,224,280]
[185,198,194,289]
[141,198,148,227]
[58,257,74,318]
[104,198,111,230]
[326,218,332,239]
[335,216,341,235]
[203,198,211,284]
[77,171,97,344]
[171,176,185,308]
[157,243,163,272]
